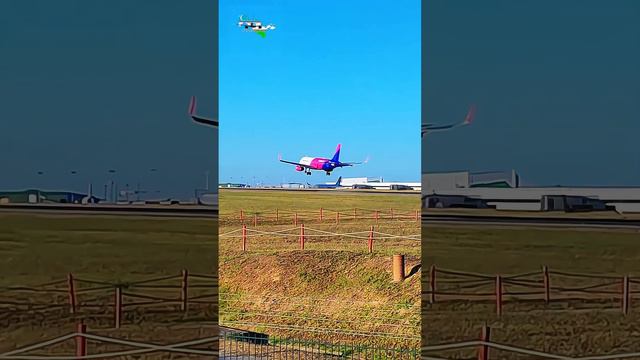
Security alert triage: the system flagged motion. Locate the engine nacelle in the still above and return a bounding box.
[295,166,304,171]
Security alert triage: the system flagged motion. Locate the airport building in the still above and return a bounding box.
[219,183,249,188]
[422,170,640,213]
[281,183,306,189]
[0,190,101,204]
[329,177,421,191]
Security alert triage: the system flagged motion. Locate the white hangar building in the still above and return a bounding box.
[422,170,640,213]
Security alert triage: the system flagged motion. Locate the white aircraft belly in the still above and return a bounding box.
[299,157,313,166]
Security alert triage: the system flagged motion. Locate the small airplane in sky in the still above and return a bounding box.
[308,176,343,189]
[422,105,476,137]
[238,15,276,38]
[188,96,218,127]
[279,144,367,176]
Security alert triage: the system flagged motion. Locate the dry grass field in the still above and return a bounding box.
[0,212,217,355]
[423,223,640,359]
[219,189,421,349]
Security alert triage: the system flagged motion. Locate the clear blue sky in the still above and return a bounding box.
[423,0,640,186]
[0,0,216,199]
[219,0,421,185]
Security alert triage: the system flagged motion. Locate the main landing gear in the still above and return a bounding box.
[326,172,331,176]
[306,171,312,175]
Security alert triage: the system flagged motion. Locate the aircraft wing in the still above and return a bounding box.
[422,104,476,137]
[189,96,218,127]
[278,155,312,169]
[340,156,369,167]
[279,159,310,167]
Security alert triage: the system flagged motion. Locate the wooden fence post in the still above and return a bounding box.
[415,210,419,222]
[275,208,279,222]
[392,255,405,282]
[320,208,323,221]
[294,213,298,226]
[623,275,630,315]
[67,273,77,314]
[477,326,491,360]
[375,210,379,223]
[114,287,122,329]
[495,276,503,317]
[181,269,189,312]
[242,225,247,252]
[75,322,87,357]
[429,265,437,304]
[253,214,257,227]
[368,226,374,253]
[390,208,394,220]
[353,208,357,220]
[336,211,340,224]
[542,265,550,304]
[240,209,244,221]
[299,224,305,250]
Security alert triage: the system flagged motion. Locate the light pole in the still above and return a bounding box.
[69,170,78,203]
[108,169,116,203]
[36,171,44,202]
[149,168,158,201]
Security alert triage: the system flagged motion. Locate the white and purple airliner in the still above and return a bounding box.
[279,144,367,176]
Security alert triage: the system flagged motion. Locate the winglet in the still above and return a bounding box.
[188,96,218,127]
[278,153,282,161]
[464,104,476,125]
[189,96,197,116]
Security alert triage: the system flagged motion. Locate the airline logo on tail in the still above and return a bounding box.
[279,144,368,176]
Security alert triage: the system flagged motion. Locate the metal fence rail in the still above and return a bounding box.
[220,332,419,360]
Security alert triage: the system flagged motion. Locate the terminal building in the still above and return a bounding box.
[422,170,640,213]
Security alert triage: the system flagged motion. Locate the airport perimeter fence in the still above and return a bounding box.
[219,293,421,346]
[8,324,640,360]
[222,207,422,226]
[0,270,217,328]
[220,331,419,359]
[423,325,640,360]
[219,224,421,253]
[0,323,420,360]
[425,265,640,316]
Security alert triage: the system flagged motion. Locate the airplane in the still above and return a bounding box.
[238,15,276,38]
[422,105,476,137]
[279,144,367,176]
[308,176,343,189]
[188,96,218,127]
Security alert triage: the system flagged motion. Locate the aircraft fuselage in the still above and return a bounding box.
[296,157,335,172]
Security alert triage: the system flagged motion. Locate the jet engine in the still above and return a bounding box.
[295,166,304,172]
